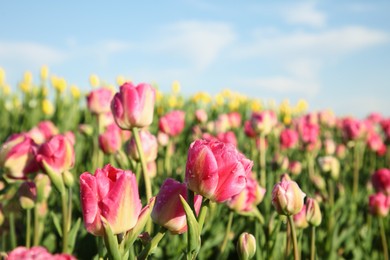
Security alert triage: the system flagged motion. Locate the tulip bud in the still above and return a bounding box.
[368,192,390,217]
[324,138,336,155]
[335,144,347,159]
[151,178,202,234]
[127,130,158,162]
[293,205,309,229]
[288,161,302,176]
[310,174,326,191]
[86,87,114,115]
[159,110,186,137]
[185,139,253,203]
[98,123,122,155]
[62,170,74,188]
[195,109,208,123]
[306,198,322,226]
[280,128,299,150]
[237,232,256,260]
[371,168,390,195]
[318,156,340,180]
[18,181,37,209]
[272,180,306,216]
[250,110,277,136]
[78,124,94,136]
[111,82,155,130]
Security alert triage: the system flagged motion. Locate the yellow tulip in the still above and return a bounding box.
[42,99,55,115]
[0,67,5,84]
[40,65,49,81]
[116,75,127,86]
[89,74,100,88]
[70,85,81,99]
[172,80,181,94]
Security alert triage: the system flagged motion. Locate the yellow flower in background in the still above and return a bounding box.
[283,114,292,125]
[40,65,49,81]
[215,93,225,106]
[89,74,100,88]
[296,99,308,113]
[250,99,262,112]
[155,89,164,102]
[23,71,33,84]
[2,84,11,96]
[116,75,128,86]
[54,77,67,93]
[221,88,233,98]
[70,85,81,99]
[157,106,164,116]
[279,99,292,115]
[168,95,177,108]
[13,96,21,109]
[228,98,240,111]
[42,86,48,97]
[0,67,5,84]
[172,80,181,94]
[19,81,31,93]
[42,99,55,115]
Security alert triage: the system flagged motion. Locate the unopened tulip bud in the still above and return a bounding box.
[159,110,186,137]
[280,173,291,182]
[288,161,302,176]
[18,181,37,209]
[237,232,256,260]
[63,170,74,188]
[310,174,326,191]
[335,144,347,159]
[306,198,322,226]
[127,130,158,162]
[86,88,113,115]
[371,168,390,195]
[272,180,306,216]
[369,193,390,217]
[293,205,308,229]
[78,124,94,136]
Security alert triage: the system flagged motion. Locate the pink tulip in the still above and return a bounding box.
[0,134,38,180]
[99,123,122,155]
[185,139,253,203]
[280,128,299,150]
[215,114,230,133]
[80,164,142,236]
[151,178,202,234]
[342,117,366,141]
[372,168,390,195]
[306,198,322,226]
[367,132,384,152]
[293,204,308,229]
[159,110,185,137]
[64,131,76,146]
[27,121,59,144]
[250,110,277,136]
[127,129,158,162]
[36,135,75,174]
[244,120,256,138]
[18,181,37,209]
[87,87,114,115]
[272,180,306,216]
[318,110,336,127]
[111,82,155,130]
[7,246,76,260]
[380,118,390,142]
[227,112,242,129]
[297,121,320,146]
[195,109,208,123]
[216,131,237,147]
[227,173,266,212]
[368,192,390,217]
[288,161,302,176]
[367,112,382,124]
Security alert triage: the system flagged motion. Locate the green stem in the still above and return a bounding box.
[132,127,152,201]
[61,191,69,253]
[219,211,234,255]
[379,218,389,260]
[10,212,17,249]
[67,188,73,236]
[287,215,300,260]
[33,206,40,246]
[327,179,335,232]
[353,142,360,199]
[198,199,209,231]
[26,209,31,248]
[164,139,172,176]
[96,114,104,168]
[310,226,316,260]
[138,227,166,260]
[259,135,266,187]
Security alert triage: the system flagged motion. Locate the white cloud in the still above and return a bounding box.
[0,41,66,66]
[284,3,327,27]
[150,21,236,70]
[237,76,320,96]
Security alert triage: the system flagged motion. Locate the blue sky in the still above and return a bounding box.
[1,1,389,117]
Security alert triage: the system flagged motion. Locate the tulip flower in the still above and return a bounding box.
[7,246,76,260]
[236,232,256,260]
[272,180,306,216]
[342,117,366,141]
[159,110,186,137]
[227,112,242,129]
[306,198,322,226]
[18,181,37,210]
[185,139,252,203]
[111,82,155,130]
[151,178,202,234]
[195,109,208,123]
[371,168,390,195]
[368,192,390,217]
[280,128,299,150]
[250,110,277,136]
[127,129,158,162]
[0,133,38,180]
[293,204,309,229]
[216,131,237,147]
[98,123,122,155]
[27,120,59,144]
[86,87,114,115]
[80,164,142,236]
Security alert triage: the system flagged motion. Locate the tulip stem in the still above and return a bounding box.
[259,135,266,187]
[26,209,31,248]
[379,217,389,260]
[219,211,234,256]
[10,212,17,249]
[287,215,300,260]
[352,142,360,199]
[164,139,172,176]
[61,190,69,253]
[33,205,40,246]
[198,199,209,231]
[132,127,152,202]
[310,226,316,260]
[138,227,166,260]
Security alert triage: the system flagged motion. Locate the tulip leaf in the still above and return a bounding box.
[50,212,62,237]
[179,195,200,259]
[101,217,121,260]
[67,217,81,252]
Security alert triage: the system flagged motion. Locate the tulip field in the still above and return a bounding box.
[0,68,389,260]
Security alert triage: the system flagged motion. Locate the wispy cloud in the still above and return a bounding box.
[283,2,327,27]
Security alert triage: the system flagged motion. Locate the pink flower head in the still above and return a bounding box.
[215,114,230,133]
[367,132,384,152]
[367,112,382,124]
[342,117,366,141]
[372,168,390,195]
[64,131,76,146]
[185,139,253,203]
[111,82,155,130]
[195,109,208,123]
[99,123,122,155]
[380,118,390,142]
[250,110,277,136]
[227,173,266,212]
[36,135,75,174]
[86,87,114,115]
[297,120,320,146]
[369,192,390,217]
[0,133,38,180]
[7,246,76,260]
[28,121,59,144]
[280,128,299,149]
[227,112,242,129]
[293,204,308,229]
[216,131,238,147]
[159,110,185,137]
[244,120,257,138]
[288,160,302,176]
[80,164,142,236]
[151,178,202,234]
[127,129,158,162]
[318,110,336,127]
[272,180,306,216]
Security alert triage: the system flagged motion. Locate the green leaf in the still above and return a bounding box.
[101,217,121,260]
[50,212,62,237]
[179,195,201,260]
[67,217,81,252]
